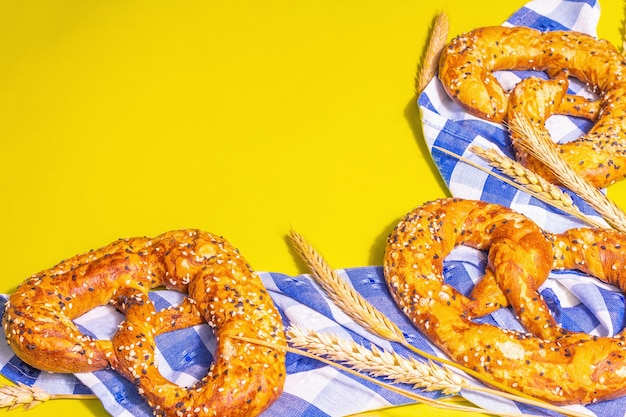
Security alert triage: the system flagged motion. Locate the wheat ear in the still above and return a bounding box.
[432,145,606,228]
[0,383,96,410]
[287,325,464,396]
[416,11,449,94]
[508,111,626,232]
[469,145,607,228]
[288,230,405,343]
[231,335,532,417]
[471,145,575,207]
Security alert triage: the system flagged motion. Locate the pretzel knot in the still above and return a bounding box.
[384,198,626,404]
[3,229,286,417]
[438,26,626,188]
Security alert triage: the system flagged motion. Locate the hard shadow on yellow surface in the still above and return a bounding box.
[2,0,626,416]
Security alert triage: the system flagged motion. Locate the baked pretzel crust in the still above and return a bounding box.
[438,26,626,188]
[384,198,626,404]
[3,229,286,416]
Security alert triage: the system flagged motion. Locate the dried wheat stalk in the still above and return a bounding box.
[416,11,449,94]
[0,383,95,410]
[231,335,489,415]
[288,230,406,343]
[287,325,465,395]
[232,334,535,417]
[509,111,626,232]
[469,145,607,228]
[432,145,606,229]
[471,145,576,207]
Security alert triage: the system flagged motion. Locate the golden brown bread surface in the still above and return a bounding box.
[3,229,286,417]
[438,25,626,188]
[384,198,626,404]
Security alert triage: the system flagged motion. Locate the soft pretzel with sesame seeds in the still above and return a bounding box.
[3,229,286,417]
[438,25,626,188]
[384,198,626,404]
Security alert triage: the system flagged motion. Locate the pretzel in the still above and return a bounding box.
[384,198,626,404]
[3,229,286,416]
[438,25,626,188]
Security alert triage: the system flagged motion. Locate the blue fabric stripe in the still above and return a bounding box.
[508,7,573,31]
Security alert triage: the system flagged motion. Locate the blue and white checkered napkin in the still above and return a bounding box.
[1,1,626,417]
[1,262,625,417]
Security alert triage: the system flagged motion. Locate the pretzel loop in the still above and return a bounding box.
[3,229,286,417]
[384,198,626,404]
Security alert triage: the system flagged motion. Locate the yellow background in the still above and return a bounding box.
[2,0,626,416]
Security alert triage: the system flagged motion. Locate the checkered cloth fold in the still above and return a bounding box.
[1,1,625,416]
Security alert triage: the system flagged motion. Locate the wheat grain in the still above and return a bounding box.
[288,230,406,343]
[471,145,576,208]
[469,145,607,228]
[287,325,464,395]
[0,383,96,411]
[0,383,51,410]
[232,334,539,417]
[231,335,493,414]
[416,11,449,94]
[433,145,606,228]
[509,110,626,232]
